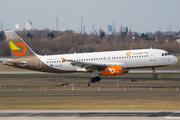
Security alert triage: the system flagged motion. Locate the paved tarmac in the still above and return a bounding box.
[0,111,180,120]
[0,71,180,81]
[0,71,180,96]
[1,70,180,74]
[0,71,180,120]
[0,93,180,96]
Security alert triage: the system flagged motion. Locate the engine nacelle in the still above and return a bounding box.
[99,66,129,76]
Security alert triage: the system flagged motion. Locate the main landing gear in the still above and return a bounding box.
[88,71,101,86]
[91,76,101,83]
[152,67,157,78]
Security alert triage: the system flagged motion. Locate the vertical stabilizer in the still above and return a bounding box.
[4,30,36,59]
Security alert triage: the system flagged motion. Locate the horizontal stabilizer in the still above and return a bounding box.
[3,60,27,67]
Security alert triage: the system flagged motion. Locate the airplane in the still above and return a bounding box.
[3,30,178,83]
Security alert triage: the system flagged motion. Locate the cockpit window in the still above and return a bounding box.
[162,53,171,56]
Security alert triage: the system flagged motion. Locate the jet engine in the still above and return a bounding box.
[99,66,129,76]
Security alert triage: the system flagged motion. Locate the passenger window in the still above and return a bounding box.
[112,57,113,59]
[139,56,141,57]
[147,55,148,57]
[114,57,116,59]
[96,58,98,60]
[52,61,53,63]
[162,53,164,56]
[47,62,48,63]
[132,56,133,58]
[122,57,123,59]
[117,57,118,59]
[129,56,131,58]
[134,56,136,58]
[144,55,146,57]
[124,56,126,58]
[127,56,128,58]
[119,57,121,59]
[101,58,103,60]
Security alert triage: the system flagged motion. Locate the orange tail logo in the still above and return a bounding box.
[9,42,27,56]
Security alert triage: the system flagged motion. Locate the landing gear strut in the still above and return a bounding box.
[152,67,157,78]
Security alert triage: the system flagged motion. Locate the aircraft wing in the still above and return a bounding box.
[62,58,128,71]
[62,58,106,71]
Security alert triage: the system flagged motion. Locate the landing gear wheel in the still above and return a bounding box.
[91,76,101,83]
[95,76,101,82]
[153,74,157,78]
[91,77,96,83]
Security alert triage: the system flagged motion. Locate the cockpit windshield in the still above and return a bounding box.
[162,53,171,56]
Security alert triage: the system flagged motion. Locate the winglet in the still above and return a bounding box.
[62,58,67,63]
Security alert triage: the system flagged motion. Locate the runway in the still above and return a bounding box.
[0,93,180,96]
[0,71,180,81]
[0,111,180,120]
[1,70,180,74]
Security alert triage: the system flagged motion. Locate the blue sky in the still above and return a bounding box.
[0,0,179,33]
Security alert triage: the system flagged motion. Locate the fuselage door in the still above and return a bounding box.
[150,50,156,61]
[36,58,41,68]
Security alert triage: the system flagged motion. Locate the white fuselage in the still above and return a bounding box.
[37,49,178,72]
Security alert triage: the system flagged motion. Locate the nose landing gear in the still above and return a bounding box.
[152,67,157,78]
[153,74,157,78]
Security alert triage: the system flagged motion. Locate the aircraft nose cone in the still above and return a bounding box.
[173,56,178,64]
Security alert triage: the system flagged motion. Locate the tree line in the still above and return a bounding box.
[0,29,180,57]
